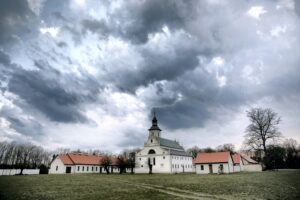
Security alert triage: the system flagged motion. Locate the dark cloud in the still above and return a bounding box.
[3,113,42,138]
[154,100,211,129]
[0,0,39,46]
[57,41,68,48]
[115,0,189,44]
[295,1,300,17]
[0,55,100,123]
[81,19,110,37]
[0,0,299,148]
[117,130,145,148]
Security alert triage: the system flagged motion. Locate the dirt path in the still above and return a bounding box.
[128,182,225,200]
[108,178,229,200]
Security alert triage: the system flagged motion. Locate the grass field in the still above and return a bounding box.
[0,171,299,200]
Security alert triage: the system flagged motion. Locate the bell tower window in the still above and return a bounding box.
[148,149,156,154]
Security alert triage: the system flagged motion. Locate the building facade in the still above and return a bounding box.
[135,114,193,173]
[194,152,234,174]
[49,153,119,174]
[194,152,262,174]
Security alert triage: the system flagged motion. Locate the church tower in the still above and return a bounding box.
[146,112,161,146]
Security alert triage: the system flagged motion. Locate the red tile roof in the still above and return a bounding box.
[58,153,118,165]
[232,153,241,164]
[193,152,230,164]
[58,154,74,165]
[241,154,258,164]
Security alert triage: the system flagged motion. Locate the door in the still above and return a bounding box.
[66,167,71,173]
[209,164,213,174]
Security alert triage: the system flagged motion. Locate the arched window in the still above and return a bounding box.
[148,149,156,154]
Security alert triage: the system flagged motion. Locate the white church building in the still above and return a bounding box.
[135,114,193,173]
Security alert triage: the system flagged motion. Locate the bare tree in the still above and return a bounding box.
[100,155,112,174]
[116,155,126,174]
[216,143,235,153]
[202,147,216,153]
[283,138,298,168]
[128,151,136,174]
[187,146,200,159]
[243,108,282,168]
[0,142,51,174]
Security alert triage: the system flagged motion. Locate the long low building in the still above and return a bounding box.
[49,153,119,174]
[193,152,262,174]
[193,152,234,174]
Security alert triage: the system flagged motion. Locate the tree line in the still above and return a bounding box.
[0,141,140,175]
[0,142,51,174]
[99,149,138,174]
[187,108,300,170]
[243,108,300,170]
[1,107,299,173]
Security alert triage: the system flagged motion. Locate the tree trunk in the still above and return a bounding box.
[149,164,152,174]
[105,166,109,174]
[19,168,24,175]
[131,166,134,174]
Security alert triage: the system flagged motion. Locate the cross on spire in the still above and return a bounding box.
[149,110,161,131]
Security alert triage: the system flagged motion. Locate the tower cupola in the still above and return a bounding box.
[149,112,161,131]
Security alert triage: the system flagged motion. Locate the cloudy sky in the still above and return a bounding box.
[0,0,299,152]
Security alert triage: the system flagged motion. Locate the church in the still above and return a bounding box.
[135,114,193,173]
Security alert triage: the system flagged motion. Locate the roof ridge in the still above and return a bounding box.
[66,153,75,165]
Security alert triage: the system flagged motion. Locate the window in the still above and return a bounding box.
[151,139,153,143]
[148,149,156,154]
[139,158,141,160]
[220,164,223,171]
[92,167,94,171]
[56,166,58,171]
[87,167,89,171]
[172,164,174,168]
[96,167,98,171]
[82,166,84,171]
[153,157,156,166]
[77,166,80,171]
[141,165,143,168]
[163,156,165,159]
[201,165,204,170]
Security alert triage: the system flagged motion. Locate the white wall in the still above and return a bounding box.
[170,155,193,173]
[136,146,172,173]
[135,146,193,174]
[49,157,128,174]
[74,165,101,173]
[195,163,232,174]
[49,157,68,174]
[233,165,241,172]
[243,165,262,172]
[228,155,234,173]
[0,169,40,176]
[135,154,172,173]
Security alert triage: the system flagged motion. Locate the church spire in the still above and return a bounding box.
[149,111,161,131]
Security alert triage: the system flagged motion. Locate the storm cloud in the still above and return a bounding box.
[0,0,299,151]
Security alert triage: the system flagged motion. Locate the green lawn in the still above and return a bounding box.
[0,171,299,200]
